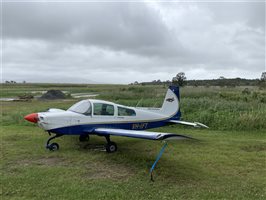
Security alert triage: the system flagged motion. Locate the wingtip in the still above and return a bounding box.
[195,122,209,129]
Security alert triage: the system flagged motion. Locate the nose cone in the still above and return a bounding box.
[24,113,38,123]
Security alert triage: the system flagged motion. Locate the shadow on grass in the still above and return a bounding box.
[71,136,205,183]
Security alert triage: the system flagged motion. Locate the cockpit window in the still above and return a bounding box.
[93,103,114,116]
[118,106,136,116]
[68,100,91,115]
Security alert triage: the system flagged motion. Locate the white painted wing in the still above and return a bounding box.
[169,120,209,128]
[94,128,194,140]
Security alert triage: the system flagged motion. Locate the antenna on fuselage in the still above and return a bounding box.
[135,98,143,107]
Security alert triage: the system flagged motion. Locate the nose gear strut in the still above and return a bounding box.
[46,133,63,151]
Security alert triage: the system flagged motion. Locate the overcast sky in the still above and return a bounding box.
[2,0,266,84]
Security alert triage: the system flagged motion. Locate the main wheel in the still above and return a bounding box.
[79,135,90,142]
[106,142,117,153]
[48,143,59,151]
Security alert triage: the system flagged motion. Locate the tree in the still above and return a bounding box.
[165,80,171,86]
[261,72,266,81]
[172,72,187,87]
[259,72,266,89]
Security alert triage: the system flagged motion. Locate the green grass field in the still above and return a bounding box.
[1,84,266,199]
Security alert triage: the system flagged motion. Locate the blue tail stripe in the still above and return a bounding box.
[169,86,181,120]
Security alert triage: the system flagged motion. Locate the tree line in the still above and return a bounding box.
[134,72,266,88]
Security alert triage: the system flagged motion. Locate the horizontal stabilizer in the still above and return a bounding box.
[169,120,209,128]
[94,128,193,141]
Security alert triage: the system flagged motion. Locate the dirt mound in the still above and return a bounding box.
[40,90,66,100]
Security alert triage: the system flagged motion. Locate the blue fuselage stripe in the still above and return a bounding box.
[49,120,174,135]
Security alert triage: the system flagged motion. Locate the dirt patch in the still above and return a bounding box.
[4,156,68,175]
[36,157,66,166]
[83,162,134,180]
[39,90,66,100]
[241,144,266,152]
[13,155,134,180]
[18,157,67,167]
[4,134,31,142]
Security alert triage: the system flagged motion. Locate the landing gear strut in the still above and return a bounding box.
[46,134,62,151]
[105,135,117,153]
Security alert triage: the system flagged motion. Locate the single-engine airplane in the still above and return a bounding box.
[25,86,208,180]
[24,86,208,152]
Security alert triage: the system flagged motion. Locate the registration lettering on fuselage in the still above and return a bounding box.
[132,123,148,130]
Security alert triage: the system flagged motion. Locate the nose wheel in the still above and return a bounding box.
[46,134,62,151]
[47,143,59,151]
[105,135,117,153]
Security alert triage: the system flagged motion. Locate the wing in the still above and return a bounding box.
[93,128,194,141]
[168,120,209,128]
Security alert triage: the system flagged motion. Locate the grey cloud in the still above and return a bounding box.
[196,2,265,28]
[156,2,265,70]
[2,1,265,83]
[3,2,181,58]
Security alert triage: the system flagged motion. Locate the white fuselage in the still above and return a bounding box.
[37,88,179,132]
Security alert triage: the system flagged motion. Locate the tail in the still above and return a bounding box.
[161,86,181,120]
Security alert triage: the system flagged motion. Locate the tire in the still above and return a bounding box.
[106,142,117,153]
[49,143,59,151]
[79,135,90,142]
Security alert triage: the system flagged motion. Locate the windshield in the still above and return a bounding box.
[68,100,91,115]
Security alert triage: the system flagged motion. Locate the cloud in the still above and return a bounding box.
[3,2,180,57]
[2,1,265,83]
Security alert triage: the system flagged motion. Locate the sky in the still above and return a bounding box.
[2,0,266,84]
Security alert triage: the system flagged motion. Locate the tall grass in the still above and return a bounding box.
[182,97,266,131]
[1,84,266,131]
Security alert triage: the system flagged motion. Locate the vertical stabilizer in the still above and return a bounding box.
[161,86,181,120]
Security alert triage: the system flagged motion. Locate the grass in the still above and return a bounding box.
[1,126,266,200]
[1,84,266,199]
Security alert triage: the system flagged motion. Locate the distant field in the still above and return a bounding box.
[1,84,266,199]
[1,83,266,130]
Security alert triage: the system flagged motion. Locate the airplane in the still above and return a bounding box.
[24,85,208,152]
[24,86,208,179]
